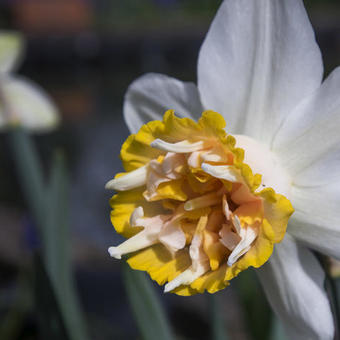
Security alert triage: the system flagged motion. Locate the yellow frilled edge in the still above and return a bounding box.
[110,110,294,296]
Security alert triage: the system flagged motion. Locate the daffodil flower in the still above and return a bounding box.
[0,31,59,131]
[106,0,340,339]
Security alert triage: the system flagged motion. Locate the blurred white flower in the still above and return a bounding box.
[0,31,24,74]
[121,0,340,339]
[0,31,59,131]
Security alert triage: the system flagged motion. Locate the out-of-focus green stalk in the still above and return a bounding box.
[0,270,31,340]
[7,126,90,340]
[44,151,90,340]
[208,293,229,340]
[7,126,46,232]
[235,269,272,340]
[270,317,288,340]
[34,254,69,340]
[122,263,174,340]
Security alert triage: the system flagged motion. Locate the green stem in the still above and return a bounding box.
[0,269,32,340]
[122,263,174,340]
[7,128,90,340]
[7,126,46,233]
[208,293,229,340]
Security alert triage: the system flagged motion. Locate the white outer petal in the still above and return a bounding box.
[198,0,323,143]
[0,75,59,132]
[274,67,340,177]
[257,235,334,340]
[272,68,340,260]
[124,73,203,133]
[288,183,340,260]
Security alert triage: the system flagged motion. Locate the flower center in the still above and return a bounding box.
[106,111,294,295]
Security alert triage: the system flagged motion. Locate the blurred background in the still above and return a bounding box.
[0,0,339,339]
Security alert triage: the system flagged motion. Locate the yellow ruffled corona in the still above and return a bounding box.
[106,111,294,295]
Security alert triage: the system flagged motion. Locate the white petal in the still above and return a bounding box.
[292,151,340,188]
[129,206,144,226]
[105,165,148,191]
[222,195,231,220]
[0,31,24,73]
[143,166,174,201]
[133,214,169,231]
[108,230,158,259]
[108,214,167,259]
[288,183,340,260]
[200,149,225,163]
[197,0,323,143]
[151,139,204,153]
[232,215,241,235]
[257,235,334,340]
[272,68,340,258]
[124,73,203,133]
[274,67,340,176]
[161,152,185,179]
[187,151,202,168]
[219,224,240,251]
[163,262,209,293]
[184,191,222,211]
[201,163,242,183]
[159,221,186,253]
[227,227,257,266]
[0,76,59,131]
[165,231,209,292]
[235,135,292,198]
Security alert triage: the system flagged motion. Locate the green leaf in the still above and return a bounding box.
[122,263,174,340]
[34,254,70,340]
[7,127,46,230]
[7,128,90,340]
[208,293,229,340]
[270,317,289,340]
[44,151,71,284]
[43,151,90,340]
[0,270,32,340]
[235,269,272,340]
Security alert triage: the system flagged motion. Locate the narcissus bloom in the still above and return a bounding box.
[107,0,340,339]
[0,31,59,131]
[107,110,293,295]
